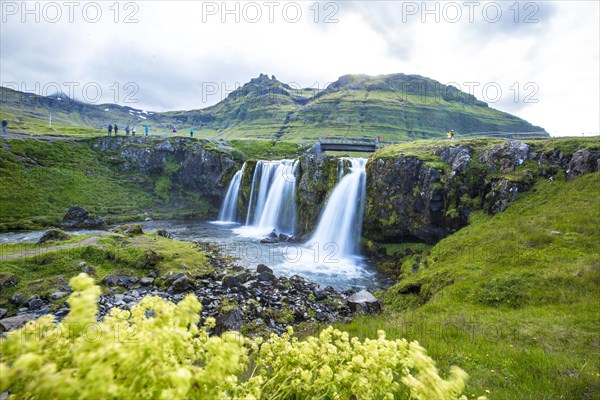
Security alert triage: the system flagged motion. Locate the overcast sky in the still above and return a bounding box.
[1,0,598,136]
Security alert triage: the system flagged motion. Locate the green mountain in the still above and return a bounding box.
[0,73,547,141]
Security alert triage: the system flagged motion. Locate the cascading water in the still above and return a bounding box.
[216,163,245,223]
[245,161,279,226]
[236,159,298,237]
[256,160,298,235]
[306,158,367,259]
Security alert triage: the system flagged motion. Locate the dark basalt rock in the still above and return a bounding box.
[61,205,106,229]
[156,228,173,239]
[171,275,194,293]
[567,149,600,179]
[0,273,19,289]
[479,141,530,173]
[92,137,240,209]
[213,307,244,336]
[37,228,70,244]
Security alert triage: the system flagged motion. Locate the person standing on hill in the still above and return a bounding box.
[125,125,130,135]
[145,124,149,136]
[190,127,194,138]
[114,124,119,135]
[1,119,7,134]
[132,126,136,136]
[447,130,455,140]
[108,124,113,136]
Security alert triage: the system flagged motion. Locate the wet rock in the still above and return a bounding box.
[258,272,276,282]
[257,264,274,274]
[213,307,244,335]
[83,265,96,276]
[260,238,280,244]
[0,273,18,289]
[61,205,106,229]
[278,233,295,242]
[347,290,381,314]
[0,308,7,319]
[157,228,173,239]
[0,314,36,333]
[37,228,70,244]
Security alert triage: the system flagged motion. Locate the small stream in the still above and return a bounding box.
[0,220,385,292]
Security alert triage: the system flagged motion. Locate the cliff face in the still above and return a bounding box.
[92,137,241,209]
[295,154,339,238]
[90,136,598,245]
[362,140,600,243]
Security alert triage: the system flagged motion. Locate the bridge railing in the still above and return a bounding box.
[318,136,379,145]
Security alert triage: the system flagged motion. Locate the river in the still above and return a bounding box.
[0,220,385,292]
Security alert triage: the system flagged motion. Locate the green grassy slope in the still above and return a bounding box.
[1,73,546,142]
[0,87,152,136]
[338,172,600,399]
[0,138,211,230]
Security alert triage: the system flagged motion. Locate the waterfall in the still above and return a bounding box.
[338,158,350,181]
[245,161,279,226]
[256,160,298,235]
[237,159,298,237]
[306,158,367,258]
[217,163,245,223]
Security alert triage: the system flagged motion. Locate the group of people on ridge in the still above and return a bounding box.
[108,124,150,136]
[107,123,196,138]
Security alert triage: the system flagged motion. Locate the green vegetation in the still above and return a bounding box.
[0,274,482,399]
[0,233,212,313]
[0,138,213,231]
[228,139,302,160]
[1,72,546,143]
[339,172,600,399]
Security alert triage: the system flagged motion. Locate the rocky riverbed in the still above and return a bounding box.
[0,240,381,336]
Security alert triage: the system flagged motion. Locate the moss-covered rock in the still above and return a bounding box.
[363,138,600,244]
[295,154,340,238]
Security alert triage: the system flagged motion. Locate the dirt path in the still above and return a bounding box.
[0,131,90,141]
[0,234,108,261]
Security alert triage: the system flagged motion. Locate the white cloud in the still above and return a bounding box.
[1,0,598,136]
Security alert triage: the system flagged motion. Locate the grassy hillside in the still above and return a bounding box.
[1,73,546,142]
[0,138,212,230]
[0,87,151,136]
[339,172,600,399]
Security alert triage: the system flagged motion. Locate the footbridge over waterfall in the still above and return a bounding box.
[308,137,380,153]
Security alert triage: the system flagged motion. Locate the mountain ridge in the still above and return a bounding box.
[0,72,547,141]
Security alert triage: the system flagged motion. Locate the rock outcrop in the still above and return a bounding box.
[295,154,339,238]
[92,137,241,209]
[364,155,462,243]
[363,140,599,244]
[37,228,70,244]
[61,206,106,229]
